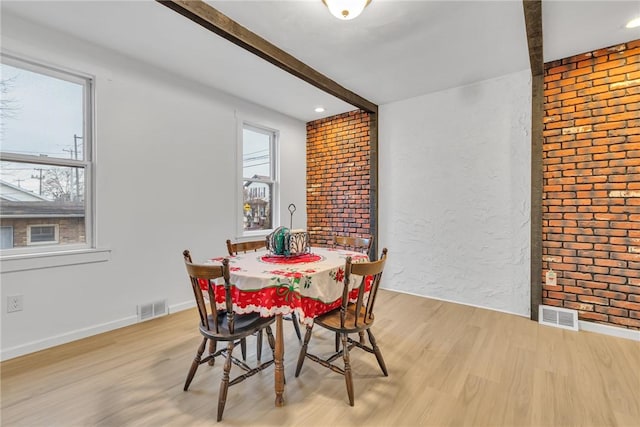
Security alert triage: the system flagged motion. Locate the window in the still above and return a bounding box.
[28,225,59,245]
[0,54,93,254]
[240,123,278,234]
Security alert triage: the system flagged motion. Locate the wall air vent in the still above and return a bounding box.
[539,305,578,331]
[137,299,168,321]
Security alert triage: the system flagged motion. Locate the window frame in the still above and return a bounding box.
[0,53,95,256]
[237,120,279,238]
[27,224,59,245]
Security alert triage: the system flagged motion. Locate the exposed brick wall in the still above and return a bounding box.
[306,110,370,247]
[542,39,640,329]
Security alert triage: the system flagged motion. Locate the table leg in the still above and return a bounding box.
[275,313,285,407]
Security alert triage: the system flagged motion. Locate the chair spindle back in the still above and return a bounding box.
[331,234,374,259]
[342,248,388,328]
[183,250,233,334]
[227,239,267,256]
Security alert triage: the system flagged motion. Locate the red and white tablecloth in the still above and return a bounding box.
[204,247,370,326]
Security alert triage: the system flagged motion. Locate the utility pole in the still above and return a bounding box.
[62,147,74,200]
[31,168,44,195]
[73,134,82,201]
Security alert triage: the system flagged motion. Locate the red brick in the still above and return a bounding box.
[579,312,609,322]
[610,268,640,278]
[543,42,640,330]
[609,64,640,76]
[610,284,640,295]
[594,290,628,300]
[577,295,609,305]
[608,316,640,327]
[610,300,640,311]
[577,280,609,290]
[594,258,627,268]
[578,265,610,275]
[548,291,577,301]
[594,306,628,317]
[307,110,370,246]
[593,274,628,285]
[542,298,563,307]
[564,285,593,295]
[564,301,594,311]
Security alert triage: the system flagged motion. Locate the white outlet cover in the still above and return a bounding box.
[7,295,23,313]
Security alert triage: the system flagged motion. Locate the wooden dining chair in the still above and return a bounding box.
[183,250,276,422]
[331,234,374,259]
[226,239,303,345]
[184,250,249,362]
[330,233,374,351]
[295,248,388,406]
[225,239,266,255]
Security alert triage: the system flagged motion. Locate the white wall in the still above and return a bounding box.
[0,15,307,360]
[379,70,532,316]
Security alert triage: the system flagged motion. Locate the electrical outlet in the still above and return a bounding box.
[7,295,23,313]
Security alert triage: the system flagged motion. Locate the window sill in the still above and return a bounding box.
[0,248,111,273]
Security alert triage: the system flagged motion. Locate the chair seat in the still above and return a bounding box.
[200,311,275,341]
[314,303,374,333]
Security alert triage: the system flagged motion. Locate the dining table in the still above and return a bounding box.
[205,246,370,407]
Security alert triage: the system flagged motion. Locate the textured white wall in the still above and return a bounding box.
[0,15,306,359]
[379,70,532,316]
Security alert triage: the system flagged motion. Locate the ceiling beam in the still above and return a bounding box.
[523,0,543,76]
[157,0,378,114]
[523,0,544,321]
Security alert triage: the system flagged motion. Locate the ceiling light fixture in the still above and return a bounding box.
[314,106,326,113]
[626,17,640,28]
[322,0,372,21]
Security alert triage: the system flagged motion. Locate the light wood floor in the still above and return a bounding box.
[2,289,639,426]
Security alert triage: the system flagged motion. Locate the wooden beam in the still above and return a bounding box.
[523,0,543,321]
[529,74,544,321]
[523,0,543,76]
[369,112,379,260]
[157,0,378,114]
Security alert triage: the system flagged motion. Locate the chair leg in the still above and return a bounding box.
[342,333,354,406]
[335,332,340,352]
[290,312,302,341]
[240,337,247,361]
[208,339,217,366]
[295,325,314,377]
[265,325,276,352]
[366,329,388,376]
[184,337,207,391]
[358,331,365,345]
[217,341,235,422]
[256,330,263,361]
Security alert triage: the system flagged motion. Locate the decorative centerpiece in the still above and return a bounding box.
[266,226,310,256]
[265,203,310,256]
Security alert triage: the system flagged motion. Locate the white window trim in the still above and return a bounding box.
[27,224,59,245]
[0,248,111,273]
[0,52,96,259]
[236,117,280,239]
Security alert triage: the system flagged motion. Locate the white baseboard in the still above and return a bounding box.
[1,299,197,362]
[169,300,195,313]
[382,287,529,318]
[0,299,197,362]
[579,320,640,341]
[383,287,640,342]
[0,315,137,362]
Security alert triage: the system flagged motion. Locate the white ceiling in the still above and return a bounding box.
[2,1,639,122]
